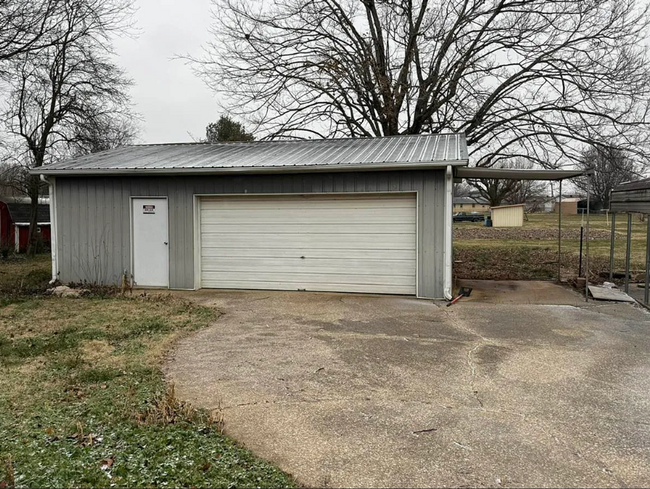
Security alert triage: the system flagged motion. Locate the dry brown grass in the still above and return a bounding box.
[135,383,225,433]
[0,254,51,294]
[80,340,120,367]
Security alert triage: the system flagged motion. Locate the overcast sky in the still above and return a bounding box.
[112,0,219,144]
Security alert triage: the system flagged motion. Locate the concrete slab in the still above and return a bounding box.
[165,289,650,488]
[456,279,585,305]
[589,285,636,303]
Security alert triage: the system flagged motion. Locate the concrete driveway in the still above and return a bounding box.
[166,284,650,488]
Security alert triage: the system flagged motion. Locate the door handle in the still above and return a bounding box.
[164,242,168,245]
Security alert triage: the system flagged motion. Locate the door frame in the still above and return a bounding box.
[193,191,419,295]
[130,196,170,288]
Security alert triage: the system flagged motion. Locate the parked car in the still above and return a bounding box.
[453,212,485,223]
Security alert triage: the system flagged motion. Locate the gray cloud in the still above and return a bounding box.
[112,0,219,143]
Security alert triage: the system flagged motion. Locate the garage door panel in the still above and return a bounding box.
[201,223,416,235]
[201,234,415,250]
[200,208,416,224]
[199,248,416,260]
[200,195,415,210]
[200,194,417,294]
[206,280,415,295]
[201,271,415,287]
[200,257,416,275]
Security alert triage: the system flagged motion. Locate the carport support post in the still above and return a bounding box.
[558,180,562,283]
[645,217,650,305]
[625,213,632,293]
[609,213,616,282]
[585,175,590,302]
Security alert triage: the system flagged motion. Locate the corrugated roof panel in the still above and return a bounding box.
[348,138,386,164]
[36,133,468,175]
[400,135,421,163]
[371,137,398,163]
[434,134,448,161]
[427,134,439,161]
[382,137,410,163]
[346,138,377,164]
[308,140,347,166]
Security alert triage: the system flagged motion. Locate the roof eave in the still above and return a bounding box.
[33,159,469,176]
[455,167,588,181]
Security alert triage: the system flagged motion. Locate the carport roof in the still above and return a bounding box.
[455,167,587,180]
[34,133,468,176]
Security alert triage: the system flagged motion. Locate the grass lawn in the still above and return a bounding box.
[454,212,649,282]
[0,256,295,488]
[0,254,52,294]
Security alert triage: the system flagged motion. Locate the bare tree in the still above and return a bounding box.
[2,0,137,255]
[193,0,650,167]
[466,159,545,206]
[504,181,545,206]
[0,0,62,66]
[574,146,640,209]
[467,177,520,207]
[453,181,473,198]
[0,161,30,198]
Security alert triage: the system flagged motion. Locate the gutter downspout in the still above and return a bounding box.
[40,174,58,284]
[444,165,453,300]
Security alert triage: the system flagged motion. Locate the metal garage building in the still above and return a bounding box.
[35,134,468,299]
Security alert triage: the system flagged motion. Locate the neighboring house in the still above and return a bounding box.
[491,204,525,227]
[33,134,469,299]
[0,200,51,252]
[453,197,490,213]
[554,197,582,215]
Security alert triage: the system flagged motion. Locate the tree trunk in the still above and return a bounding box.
[26,174,40,257]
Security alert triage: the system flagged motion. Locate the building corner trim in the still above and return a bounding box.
[40,175,57,284]
[444,165,453,300]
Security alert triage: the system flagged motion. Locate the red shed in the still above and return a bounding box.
[0,201,51,253]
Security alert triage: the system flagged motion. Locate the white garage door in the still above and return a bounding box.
[199,194,416,294]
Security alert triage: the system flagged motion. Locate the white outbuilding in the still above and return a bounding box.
[490,204,525,227]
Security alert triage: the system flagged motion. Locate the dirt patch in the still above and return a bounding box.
[81,340,116,363]
[454,247,616,282]
[454,227,611,241]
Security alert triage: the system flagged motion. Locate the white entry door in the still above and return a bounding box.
[199,194,417,294]
[132,197,169,287]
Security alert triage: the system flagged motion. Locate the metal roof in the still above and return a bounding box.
[455,167,587,181]
[35,133,468,176]
[4,203,50,224]
[491,203,526,209]
[610,177,650,213]
[611,177,650,192]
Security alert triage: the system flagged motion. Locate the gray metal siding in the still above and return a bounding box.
[54,170,447,297]
[610,187,650,213]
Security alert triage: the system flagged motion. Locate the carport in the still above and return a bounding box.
[609,178,650,306]
[454,167,591,300]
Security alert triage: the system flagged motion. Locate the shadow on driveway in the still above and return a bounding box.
[165,287,650,488]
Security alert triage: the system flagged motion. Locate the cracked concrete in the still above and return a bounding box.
[165,284,650,488]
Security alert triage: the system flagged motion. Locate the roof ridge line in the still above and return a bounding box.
[129,132,466,148]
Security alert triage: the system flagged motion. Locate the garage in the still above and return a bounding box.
[199,194,417,294]
[35,133,468,299]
